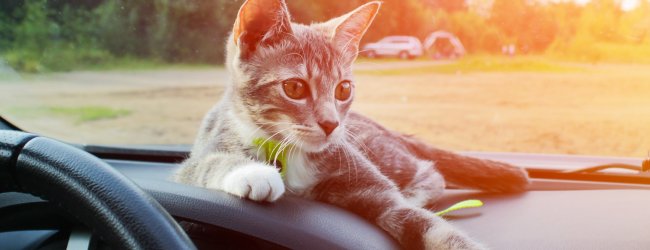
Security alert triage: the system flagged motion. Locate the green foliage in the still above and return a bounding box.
[548,0,650,63]
[0,12,15,49]
[10,106,131,123]
[2,0,244,72]
[432,10,502,53]
[1,0,649,72]
[288,0,435,43]
[48,106,131,123]
[3,0,113,72]
[12,0,51,53]
[93,0,243,63]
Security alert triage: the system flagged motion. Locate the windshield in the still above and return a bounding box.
[0,0,648,158]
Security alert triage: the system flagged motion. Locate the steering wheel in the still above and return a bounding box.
[0,131,196,249]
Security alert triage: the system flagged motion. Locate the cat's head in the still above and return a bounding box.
[226,0,380,152]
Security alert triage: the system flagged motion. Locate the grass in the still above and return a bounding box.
[2,49,215,73]
[49,106,131,122]
[550,42,650,64]
[355,55,582,75]
[8,106,131,123]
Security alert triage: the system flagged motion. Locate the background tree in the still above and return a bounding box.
[1,0,648,72]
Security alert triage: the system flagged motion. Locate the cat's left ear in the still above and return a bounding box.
[232,0,293,59]
[328,1,381,59]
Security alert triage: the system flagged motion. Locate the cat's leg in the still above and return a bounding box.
[310,146,485,250]
[176,153,285,202]
[400,158,447,207]
[400,135,529,192]
[359,141,446,207]
[346,122,446,206]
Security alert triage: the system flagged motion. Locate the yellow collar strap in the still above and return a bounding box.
[253,138,292,177]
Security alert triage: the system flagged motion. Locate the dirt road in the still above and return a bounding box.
[1,61,649,157]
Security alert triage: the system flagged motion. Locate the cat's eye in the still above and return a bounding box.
[282,79,308,99]
[335,81,352,101]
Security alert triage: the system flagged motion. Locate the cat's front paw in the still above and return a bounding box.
[424,225,487,250]
[219,163,285,202]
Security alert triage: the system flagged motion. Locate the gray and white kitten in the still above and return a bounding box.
[176,0,529,249]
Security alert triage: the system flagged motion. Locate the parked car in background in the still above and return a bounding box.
[362,36,423,59]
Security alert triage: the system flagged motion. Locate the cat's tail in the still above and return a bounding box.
[400,135,530,192]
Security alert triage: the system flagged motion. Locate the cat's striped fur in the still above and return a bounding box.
[175,0,529,249]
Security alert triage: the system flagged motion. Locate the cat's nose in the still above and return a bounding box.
[318,120,339,137]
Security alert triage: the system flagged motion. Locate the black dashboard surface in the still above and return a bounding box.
[110,159,650,250]
[111,160,399,250]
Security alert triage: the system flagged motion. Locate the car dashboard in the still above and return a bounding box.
[2,153,650,249]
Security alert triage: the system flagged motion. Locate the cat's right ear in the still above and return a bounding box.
[232,0,293,59]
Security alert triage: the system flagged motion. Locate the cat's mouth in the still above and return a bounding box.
[262,125,338,153]
[290,131,337,153]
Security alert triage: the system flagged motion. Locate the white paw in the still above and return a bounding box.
[220,163,285,202]
[424,224,486,250]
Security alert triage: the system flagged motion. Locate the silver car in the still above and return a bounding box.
[362,36,423,59]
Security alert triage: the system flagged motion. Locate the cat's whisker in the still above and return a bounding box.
[274,132,295,166]
[246,123,271,142]
[339,141,353,184]
[287,134,299,169]
[281,133,300,174]
[272,129,300,168]
[336,145,343,176]
[255,121,295,127]
[291,125,318,133]
[297,141,305,165]
[337,136,360,183]
[247,121,294,141]
[345,129,373,157]
[350,147,360,183]
[349,146,359,184]
[341,145,350,184]
[255,127,294,160]
[354,49,378,59]
[270,131,293,165]
[289,133,302,163]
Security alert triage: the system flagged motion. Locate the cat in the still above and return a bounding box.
[175,0,530,249]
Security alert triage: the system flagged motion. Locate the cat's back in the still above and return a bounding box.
[191,100,249,159]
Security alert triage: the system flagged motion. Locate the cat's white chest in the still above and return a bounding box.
[282,151,318,195]
[247,144,318,196]
[231,112,318,195]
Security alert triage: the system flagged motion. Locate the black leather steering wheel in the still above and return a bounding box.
[0,130,196,249]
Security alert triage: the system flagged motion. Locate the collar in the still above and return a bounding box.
[253,137,293,177]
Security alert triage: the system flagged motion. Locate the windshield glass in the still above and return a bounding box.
[1,0,649,157]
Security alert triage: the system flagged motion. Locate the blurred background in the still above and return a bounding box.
[0,0,649,157]
[2,0,649,70]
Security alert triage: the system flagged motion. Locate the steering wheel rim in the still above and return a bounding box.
[0,131,196,250]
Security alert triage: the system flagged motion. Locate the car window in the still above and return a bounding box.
[380,37,395,43]
[1,0,649,158]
